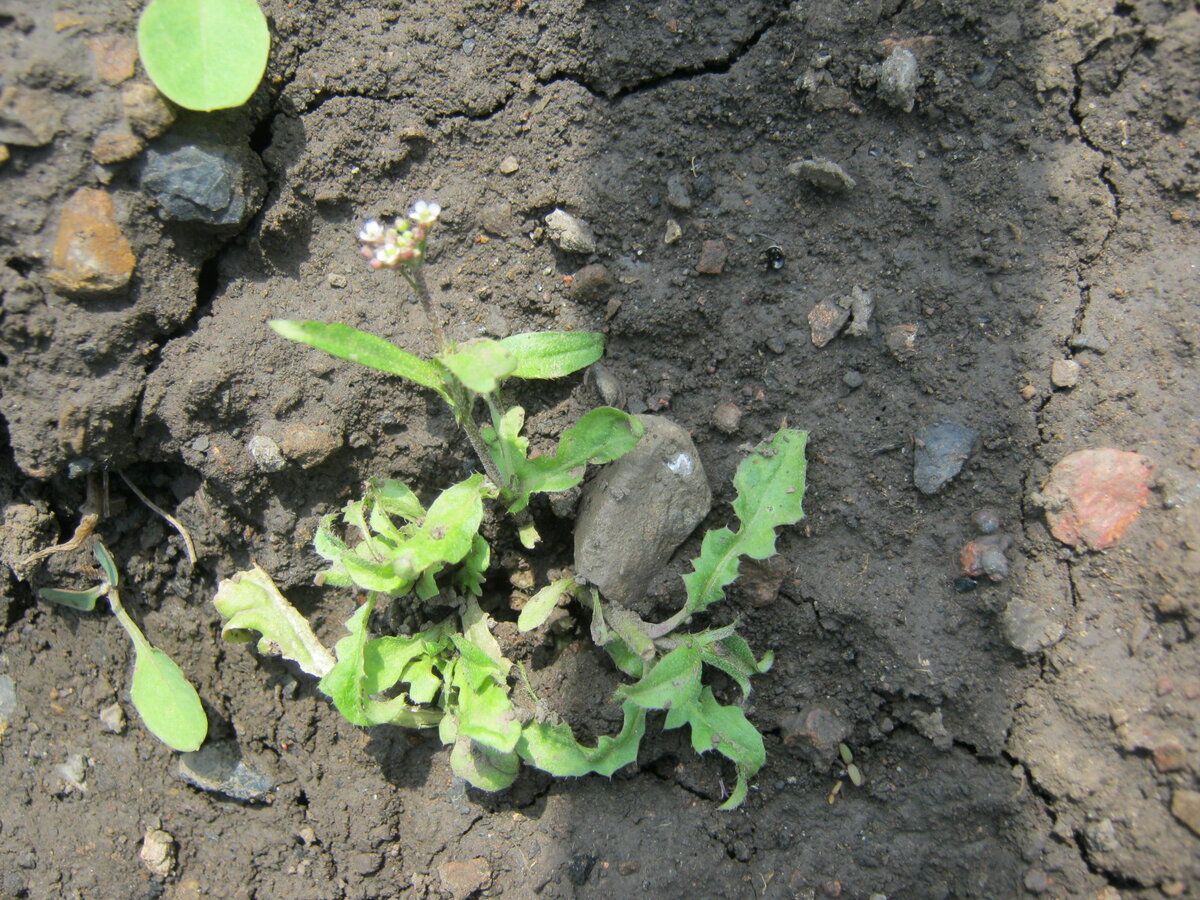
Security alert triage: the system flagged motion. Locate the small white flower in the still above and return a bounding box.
[374,242,402,267]
[409,200,441,226]
[358,219,386,244]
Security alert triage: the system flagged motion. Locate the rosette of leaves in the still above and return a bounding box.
[213,428,807,808]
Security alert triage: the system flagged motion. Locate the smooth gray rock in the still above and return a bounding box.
[1003,596,1065,654]
[879,47,920,112]
[178,742,275,801]
[544,208,597,254]
[142,134,265,227]
[912,421,978,494]
[574,416,711,605]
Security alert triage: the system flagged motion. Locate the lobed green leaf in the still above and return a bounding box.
[518,701,646,778]
[616,646,702,711]
[213,565,336,678]
[681,429,807,617]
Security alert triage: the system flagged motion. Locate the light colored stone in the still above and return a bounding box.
[439,857,491,900]
[277,424,342,469]
[92,127,144,164]
[809,298,850,347]
[878,47,920,112]
[663,218,682,244]
[99,702,126,734]
[47,188,136,294]
[544,208,596,254]
[140,829,176,877]
[122,83,175,139]
[87,34,138,85]
[787,157,856,193]
[1050,358,1081,389]
[498,155,519,174]
[1171,789,1200,837]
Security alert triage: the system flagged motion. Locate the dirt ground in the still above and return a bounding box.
[1,0,1198,897]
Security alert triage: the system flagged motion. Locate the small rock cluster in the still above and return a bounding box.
[957,508,1012,589]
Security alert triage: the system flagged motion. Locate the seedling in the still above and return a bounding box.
[214,202,808,807]
[40,539,208,752]
[137,0,270,111]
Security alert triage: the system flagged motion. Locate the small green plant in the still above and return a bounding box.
[40,539,208,752]
[214,202,808,807]
[137,0,270,111]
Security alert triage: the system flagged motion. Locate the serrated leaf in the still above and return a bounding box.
[518,577,576,632]
[450,734,520,791]
[270,320,447,400]
[438,339,517,394]
[110,594,207,752]
[137,0,269,111]
[518,701,646,777]
[681,687,765,810]
[452,535,490,597]
[499,331,604,379]
[616,646,702,711]
[39,584,107,611]
[213,565,336,678]
[681,429,807,617]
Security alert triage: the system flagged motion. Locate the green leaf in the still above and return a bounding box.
[696,634,769,698]
[680,687,765,810]
[681,429,807,617]
[137,0,270,111]
[39,584,107,611]
[270,321,447,400]
[438,339,517,394]
[369,479,425,521]
[616,646,702,711]
[518,577,576,632]
[450,734,520,792]
[109,593,207,752]
[604,604,655,662]
[453,666,521,753]
[318,599,376,727]
[452,535,490,597]
[461,596,510,673]
[93,539,119,587]
[213,565,337,678]
[518,702,646,778]
[488,408,643,513]
[499,331,604,379]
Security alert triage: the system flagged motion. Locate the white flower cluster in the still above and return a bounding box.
[358,201,441,269]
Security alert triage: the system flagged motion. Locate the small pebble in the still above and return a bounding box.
[712,402,742,434]
[327,272,347,288]
[1020,384,1038,401]
[663,218,682,244]
[1050,358,1081,388]
[665,173,693,211]
[842,369,865,389]
[971,508,1001,534]
[883,324,918,361]
[878,47,920,112]
[99,702,126,734]
[140,829,176,877]
[809,298,850,347]
[787,157,856,193]
[695,239,727,274]
[568,263,615,302]
[498,155,519,174]
[544,208,596,254]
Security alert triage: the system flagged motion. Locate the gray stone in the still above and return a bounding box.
[779,704,851,767]
[787,157,856,193]
[878,48,920,112]
[1002,596,1065,654]
[665,174,693,211]
[99,702,126,734]
[842,369,865,389]
[142,134,265,227]
[912,421,978,494]
[843,285,874,337]
[574,416,712,605]
[178,741,275,801]
[478,200,515,237]
[1050,358,1081,388]
[0,87,62,146]
[55,752,88,792]
[544,208,597,254]
[248,434,286,472]
[0,675,16,727]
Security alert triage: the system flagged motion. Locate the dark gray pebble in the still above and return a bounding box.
[913,421,978,494]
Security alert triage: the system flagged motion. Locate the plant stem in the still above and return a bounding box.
[407,267,450,352]
[459,405,507,489]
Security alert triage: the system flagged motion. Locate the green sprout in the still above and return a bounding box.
[40,539,208,752]
[214,202,809,808]
[137,0,270,111]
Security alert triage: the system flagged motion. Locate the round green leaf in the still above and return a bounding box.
[137,0,270,111]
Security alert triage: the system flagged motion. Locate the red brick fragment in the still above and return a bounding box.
[1041,448,1153,551]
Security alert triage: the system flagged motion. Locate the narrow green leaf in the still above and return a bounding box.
[438,339,517,394]
[518,702,646,778]
[499,331,605,379]
[39,584,106,611]
[616,646,702,711]
[517,577,576,632]
[137,0,270,111]
[450,734,520,792]
[681,429,808,617]
[93,539,119,587]
[270,321,447,399]
[213,565,336,678]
